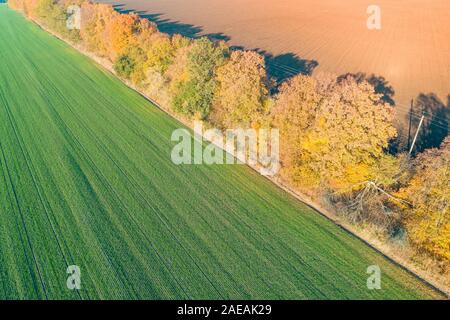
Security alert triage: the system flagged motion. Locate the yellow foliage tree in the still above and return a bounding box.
[397,137,450,262]
[212,50,269,127]
[272,75,321,185]
[272,74,397,193]
[142,33,174,74]
[122,19,158,85]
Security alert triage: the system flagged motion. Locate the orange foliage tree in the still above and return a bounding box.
[7,0,24,11]
[80,2,115,56]
[105,12,140,61]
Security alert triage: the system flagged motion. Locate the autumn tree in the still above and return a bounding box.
[141,33,174,74]
[7,0,24,11]
[105,12,142,61]
[272,74,397,193]
[112,18,158,85]
[212,50,269,127]
[80,2,115,56]
[10,0,82,39]
[134,17,158,45]
[170,37,228,119]
[271,75,320,185]
[122,18,158,85]
[396,137,450,261]
[319,76,397,190]
[22,0,38,18]
[34,0,66,30]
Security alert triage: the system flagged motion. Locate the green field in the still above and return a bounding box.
[0,6,443,299]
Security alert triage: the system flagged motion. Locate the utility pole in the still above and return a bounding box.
[407,99,413,150]
[409,113,425,155]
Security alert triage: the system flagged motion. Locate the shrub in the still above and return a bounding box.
[114,54,135,78]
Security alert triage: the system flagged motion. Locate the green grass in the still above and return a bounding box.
[0,6,444,299]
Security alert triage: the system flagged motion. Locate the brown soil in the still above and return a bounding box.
[99,0,450,122]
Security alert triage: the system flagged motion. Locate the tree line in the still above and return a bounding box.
[8,0,449,269]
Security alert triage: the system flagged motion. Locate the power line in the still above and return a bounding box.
[395,103,449,130]
[408,113,449,131]
[396,101,449,121]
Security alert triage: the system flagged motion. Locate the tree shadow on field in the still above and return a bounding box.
[139,12,203,38]
[391,93,450,155]
[261,51,319,85]
[111,3,319,87]
[113,4,228,41]
[409,93,449,155]
[229,47,319,88]
[337,72,395,106]
[112,4,135,15]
